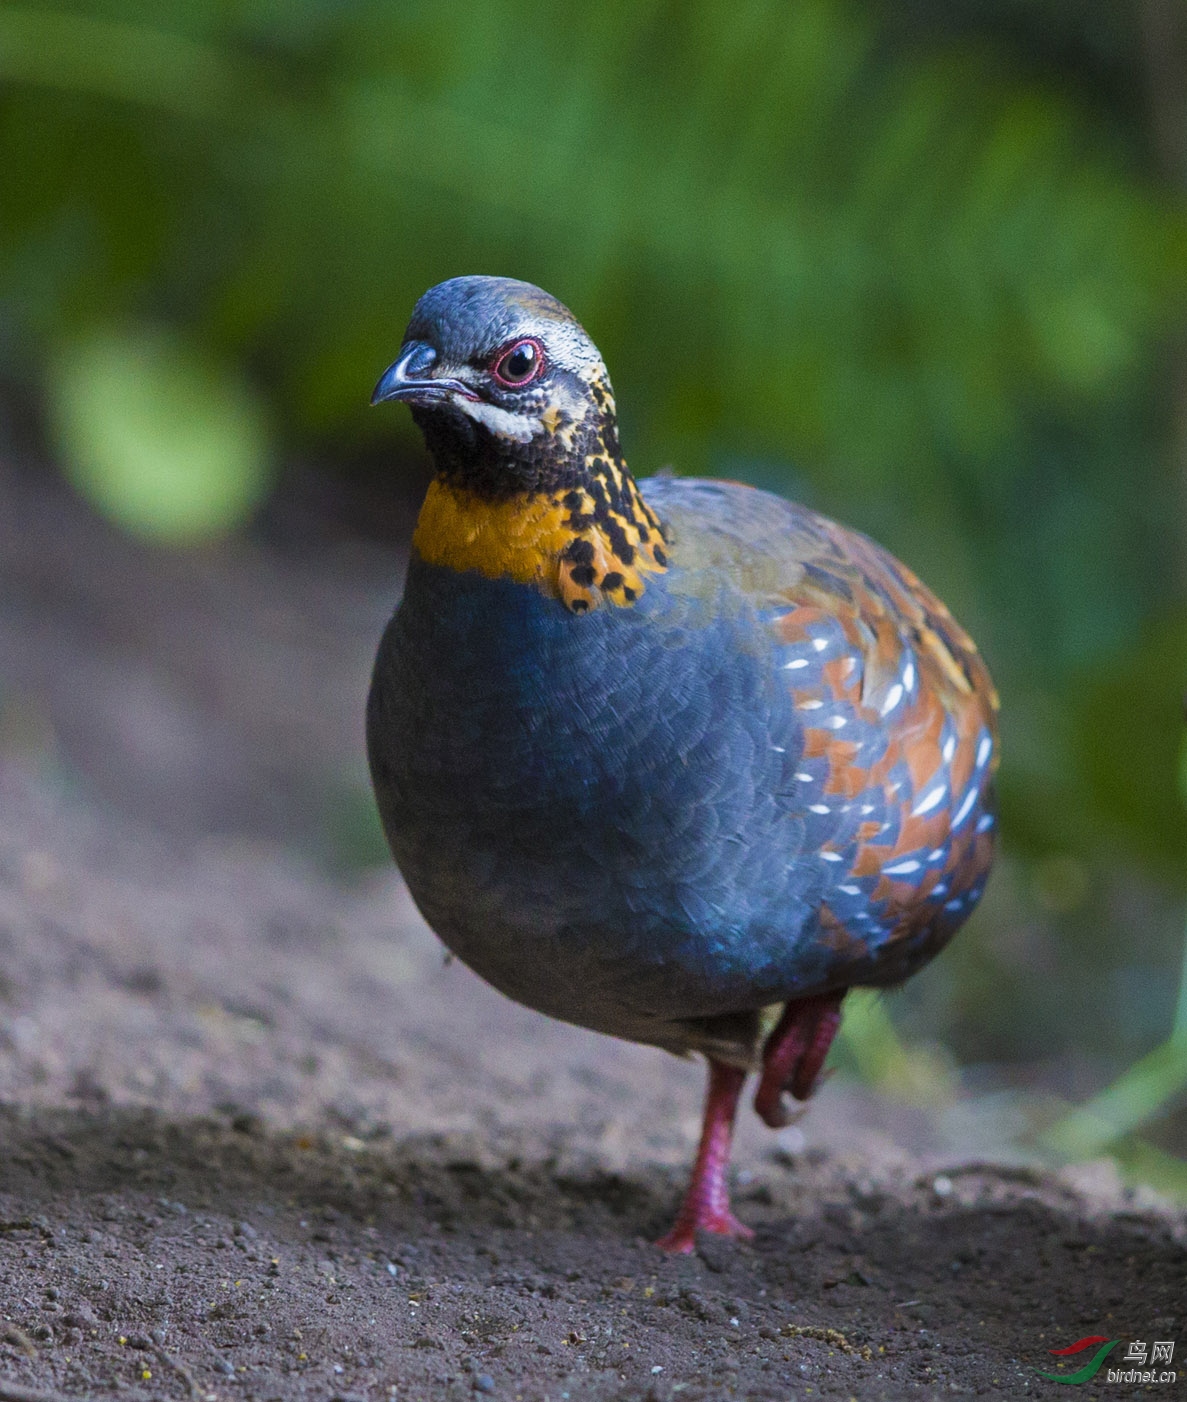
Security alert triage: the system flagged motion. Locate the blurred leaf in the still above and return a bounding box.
[0,6,255,121]
[1040,1034,1187,1159]
[323,779,392,877]
[1177,728,1187,811]
[1071,612,1187,876]
[1177,909,1187,1040]
[47,326,273,543]
[1111,1137,1187,1205]
[837,989,958,1105]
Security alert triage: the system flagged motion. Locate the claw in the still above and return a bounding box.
[754,993,843,1129]
[754,1089,812,1130]
[657,1208,753,1255]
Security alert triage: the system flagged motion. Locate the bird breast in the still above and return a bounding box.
[366,553,823,1037]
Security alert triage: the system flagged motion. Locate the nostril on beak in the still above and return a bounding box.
[402,343,438,378]
[371,340,480,406]
[371,341,439,405]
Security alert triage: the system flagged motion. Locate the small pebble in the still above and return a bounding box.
[473,1373,496,1394]
[778,1125,806,1155]
[932,1175,953,1198]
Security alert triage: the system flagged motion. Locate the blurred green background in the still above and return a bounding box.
[3,0,1187,1188]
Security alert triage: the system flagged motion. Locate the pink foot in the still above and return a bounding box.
[753,991,844,1128]
[657,1060,754,1254]
[656,1206,754,1255]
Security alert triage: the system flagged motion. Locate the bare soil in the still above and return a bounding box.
[0,459,1183,1401]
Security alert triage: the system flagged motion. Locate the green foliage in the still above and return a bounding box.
[1071,613,1187,874]
[1042,1033,1187,1160]
[835,989,957,1106]
[47,326,273,542]
[1,0,1182,482]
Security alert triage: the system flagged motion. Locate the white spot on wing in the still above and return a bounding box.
[883,859,922,876]
[911,784,946,817]
[880,683,904,716]
[952,785,979,827]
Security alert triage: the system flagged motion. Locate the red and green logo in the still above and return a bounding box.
[1036,1336,1120,1385]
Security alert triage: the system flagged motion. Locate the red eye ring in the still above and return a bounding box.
[491,337,545,388]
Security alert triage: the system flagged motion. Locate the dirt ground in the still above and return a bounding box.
[0,458,1183,1401]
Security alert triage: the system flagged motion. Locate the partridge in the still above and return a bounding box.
[368,276,998,1252]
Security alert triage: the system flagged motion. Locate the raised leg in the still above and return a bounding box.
[753,991,844,1128]
[657,1059,753,1254]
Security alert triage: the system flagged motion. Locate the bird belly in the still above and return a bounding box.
[367,562,833,1053]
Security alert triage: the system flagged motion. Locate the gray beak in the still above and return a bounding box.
[370,342,479,406]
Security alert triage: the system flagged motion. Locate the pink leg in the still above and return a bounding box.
[753,992,844,1129]
[657,1059,753,1254]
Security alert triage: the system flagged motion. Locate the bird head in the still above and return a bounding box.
[373,276,669,613]
[372,276,617,494]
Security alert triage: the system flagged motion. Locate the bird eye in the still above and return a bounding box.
[491,338,544,387]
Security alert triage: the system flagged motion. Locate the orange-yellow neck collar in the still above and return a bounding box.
[412,465,669,614]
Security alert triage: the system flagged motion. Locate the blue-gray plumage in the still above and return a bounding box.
[368,277,999,1251]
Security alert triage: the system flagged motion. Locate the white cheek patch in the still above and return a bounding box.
[456,398,542,443]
